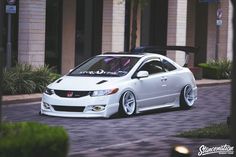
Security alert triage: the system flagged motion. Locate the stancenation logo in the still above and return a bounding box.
[198,144,234,156]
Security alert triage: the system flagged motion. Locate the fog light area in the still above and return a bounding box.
[43,102,51,109]
[87,105,106,112]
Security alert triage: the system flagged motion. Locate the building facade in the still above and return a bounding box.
[1,0,233,74]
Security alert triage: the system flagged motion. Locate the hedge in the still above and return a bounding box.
[0,122,69,157]
[198,59,232,79]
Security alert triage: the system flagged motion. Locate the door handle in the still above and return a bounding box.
[161,77,167,81]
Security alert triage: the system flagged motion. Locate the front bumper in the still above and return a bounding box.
[193,86,198,101]
[41,93,120,118]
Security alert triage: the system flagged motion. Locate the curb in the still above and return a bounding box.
[2,80,231,105]
[2,93,42,105]
[196,80,231,87]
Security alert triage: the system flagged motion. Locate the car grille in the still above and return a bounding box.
[54,90,90,98]
[52,105,85,112]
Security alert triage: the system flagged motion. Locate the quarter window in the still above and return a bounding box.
[162,59,177,71]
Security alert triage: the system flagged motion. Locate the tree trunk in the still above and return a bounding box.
[130,0,139,51]
[231,0,236,149]
[0,0,4,125]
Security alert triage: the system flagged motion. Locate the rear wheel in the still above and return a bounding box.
[180,84,195,109]
[119,91,136,116]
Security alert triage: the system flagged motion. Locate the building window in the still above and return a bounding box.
[45,0,62,72]
[124,0,131,52]
[75,0,103,65]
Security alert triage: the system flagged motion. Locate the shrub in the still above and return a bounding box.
[2,64,61,95]
[198,59,232,79]
[177,123,229,139]
[2,64,36,94]
[31,66,55,93]
[0,122,69,157]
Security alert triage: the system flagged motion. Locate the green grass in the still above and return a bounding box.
[177,123,230,139]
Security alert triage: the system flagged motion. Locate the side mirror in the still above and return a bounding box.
[136,71,149,79]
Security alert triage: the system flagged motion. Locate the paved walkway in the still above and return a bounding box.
[3,84,232,157]
[2,79,231,105]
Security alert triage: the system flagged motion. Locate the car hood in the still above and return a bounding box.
[48,76,124,91]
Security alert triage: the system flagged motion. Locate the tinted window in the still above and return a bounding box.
[139,60,165,75]
[69,56,140,77]
[162,59,177,71]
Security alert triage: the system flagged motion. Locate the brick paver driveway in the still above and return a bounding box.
[3,85,231,157]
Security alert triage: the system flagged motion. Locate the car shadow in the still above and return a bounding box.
[110,106,197,120]
[38,106,196,120]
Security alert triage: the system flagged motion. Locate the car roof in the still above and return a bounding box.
[99,52,182,69]
[100,52,163,58]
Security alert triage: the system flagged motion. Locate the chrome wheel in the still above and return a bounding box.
[120,91,136,116]
[183,85,194,107]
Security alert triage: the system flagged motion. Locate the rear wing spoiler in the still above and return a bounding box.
[131,46,199,67]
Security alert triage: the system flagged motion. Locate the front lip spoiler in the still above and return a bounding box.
[40,109,109,118]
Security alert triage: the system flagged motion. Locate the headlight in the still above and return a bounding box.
[44,88,54,95]
[91,88,119,97]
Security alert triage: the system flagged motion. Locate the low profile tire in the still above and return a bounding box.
[180,84,195,109]
[119,91,136,117]
[39,111,42,115]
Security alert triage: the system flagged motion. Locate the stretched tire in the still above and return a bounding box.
[180,84,195,109]
[119,91,136,116]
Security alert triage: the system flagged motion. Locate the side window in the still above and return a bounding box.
[162,59,177,71]
[139,60,165,75]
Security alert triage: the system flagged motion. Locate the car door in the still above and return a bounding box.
[134,59,168,110]
[161,59,181,104]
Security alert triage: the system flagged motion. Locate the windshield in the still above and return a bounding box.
[69,56,140,77]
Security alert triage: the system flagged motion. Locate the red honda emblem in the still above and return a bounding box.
[67,91,73,97]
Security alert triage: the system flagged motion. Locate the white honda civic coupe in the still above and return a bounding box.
[41,53,197,118]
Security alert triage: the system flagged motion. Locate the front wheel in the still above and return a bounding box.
[180,84,195,109]
[119,91,136,116]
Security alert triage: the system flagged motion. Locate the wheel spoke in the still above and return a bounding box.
[126,105,132,112]
[122,91,136,115]
[186,87,192,94]
[126,99,134,105]
[184,85,194,106]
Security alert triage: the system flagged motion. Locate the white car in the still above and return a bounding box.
[41,53,197,118]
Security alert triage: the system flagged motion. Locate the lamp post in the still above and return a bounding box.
[215,0,222,61]
[5,0,16,68]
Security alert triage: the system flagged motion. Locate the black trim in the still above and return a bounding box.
[54,90,91,98]
[52,105,85,112]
